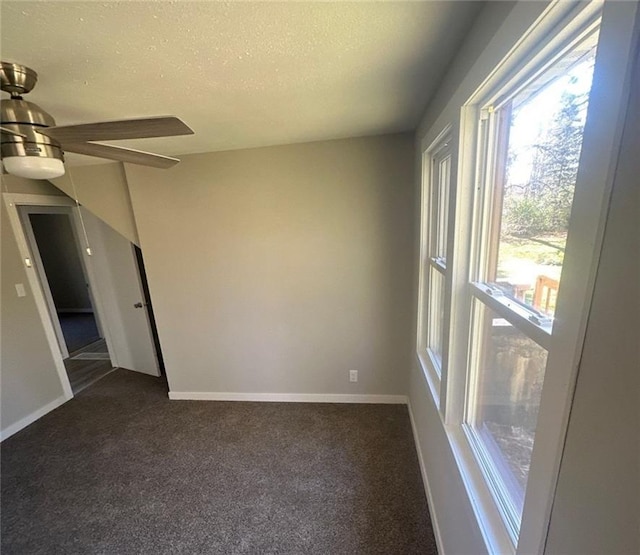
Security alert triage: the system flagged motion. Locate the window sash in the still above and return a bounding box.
[426,265,446,374]
[418,128,453,405]
[431,153,451,262]
[463,298,550,541]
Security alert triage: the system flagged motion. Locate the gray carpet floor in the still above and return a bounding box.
[1,370,436,554]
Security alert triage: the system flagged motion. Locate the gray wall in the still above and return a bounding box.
[1,177,66,434]
[51,163,139,246]
[545,33,640,555]
[125,133,415,396]
[28,213,92,312]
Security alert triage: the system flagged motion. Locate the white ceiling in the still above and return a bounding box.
[1,1,482,166]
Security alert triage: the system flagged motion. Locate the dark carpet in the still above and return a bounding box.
[1,370,436,554]
[58,312,100,354]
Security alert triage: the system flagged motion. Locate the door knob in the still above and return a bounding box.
[134,302,144,308]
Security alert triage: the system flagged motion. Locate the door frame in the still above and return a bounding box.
[3,193,118,398]
[19,205,105,358]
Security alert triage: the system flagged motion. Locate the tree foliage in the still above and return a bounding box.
[503,86,588,237]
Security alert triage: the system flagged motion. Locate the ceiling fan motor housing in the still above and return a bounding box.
[1,61,64,164]
[1,98,64,161]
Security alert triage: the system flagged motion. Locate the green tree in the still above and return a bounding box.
[504,85,589,237]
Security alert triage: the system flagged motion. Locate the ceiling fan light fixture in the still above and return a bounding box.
[3,155,65,179]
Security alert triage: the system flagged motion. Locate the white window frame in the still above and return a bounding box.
[462,25,601,537]
[438,1,639,553]
[417,125,454,408]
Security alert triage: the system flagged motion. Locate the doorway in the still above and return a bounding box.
[18,205,115,393]
[4,191,163,402]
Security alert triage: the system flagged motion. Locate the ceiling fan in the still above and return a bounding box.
[0,61,194,180]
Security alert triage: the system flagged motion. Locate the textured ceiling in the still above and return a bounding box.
[1,1,482,166]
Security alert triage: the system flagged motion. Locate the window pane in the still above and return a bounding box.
[435,155,451,260]
[490,40,598,317]
[427,266,445,372]
[466,300,548,519]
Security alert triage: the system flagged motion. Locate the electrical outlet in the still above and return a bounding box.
[349,370,358,383]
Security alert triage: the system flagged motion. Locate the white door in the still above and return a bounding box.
[82,209,160,377]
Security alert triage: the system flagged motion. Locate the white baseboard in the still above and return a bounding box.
[1,394,70,442]
[408,401,445,555]
[168,391,408,404]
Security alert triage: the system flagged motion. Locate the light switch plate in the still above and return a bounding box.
[15,283,26,297]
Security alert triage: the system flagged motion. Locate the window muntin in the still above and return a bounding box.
[463,30,599,538]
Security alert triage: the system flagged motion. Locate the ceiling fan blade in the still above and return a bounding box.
[62,142,180,169]
[1,126,27,138]
[36,116,194,143]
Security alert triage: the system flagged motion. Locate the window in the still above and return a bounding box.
[461,19,600,544]
[418,128,453,403]
[415,1,637,553]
